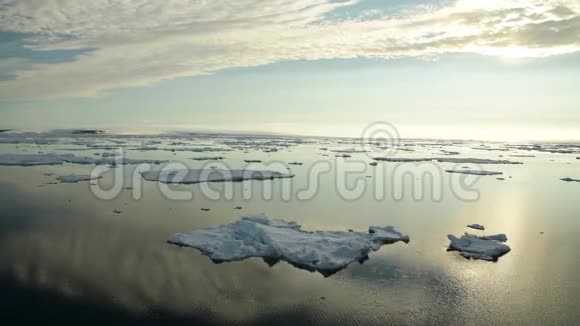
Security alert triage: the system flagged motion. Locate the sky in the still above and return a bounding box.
[0,0,579,141]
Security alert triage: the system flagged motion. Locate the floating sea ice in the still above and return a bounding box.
[330,149,368,153]
[134,146,233,153]
[168,214,410,276]
[435,157,521,164]
[0,153,71,166]
[192,156,224,161]
[141,169,294,184]
[373,157,522,165]
[445,170,503,176]
[57,174,102,183]
[561,177,580,182]
[467,224,485,231]
[373,157,431,163]
[0,153,166,166]
[447,233,511,261]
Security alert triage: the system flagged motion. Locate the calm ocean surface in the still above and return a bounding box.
[0,134,579,325]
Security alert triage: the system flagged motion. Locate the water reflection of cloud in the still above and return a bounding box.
[0,178,417,323]
[1,158,579,324]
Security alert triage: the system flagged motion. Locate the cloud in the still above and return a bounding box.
[0,0,579,100]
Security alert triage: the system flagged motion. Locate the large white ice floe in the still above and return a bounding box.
[0,153,166,166]
[142,169,294,184]
[57,174,102,183]
[373,157,522,165]
[447,233,510,261]
[445,169,503,176]
[168,214,410,276]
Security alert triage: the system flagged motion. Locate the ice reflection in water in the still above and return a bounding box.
[0,140,578,324]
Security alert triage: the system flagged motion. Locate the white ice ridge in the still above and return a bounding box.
[445,170,503,176]
[373,157,522,164]
[57,174,102,183]
[0,153,166,166]
[142,169,294,184]
[168,214,410,276]
[447,233,510,261]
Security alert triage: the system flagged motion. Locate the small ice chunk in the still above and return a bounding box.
[373,157,431,163]
[168,214,409,276]
[331,149,368,153]
[57,174,102,183]
[447,233,510,261]
[446,170,503,176]
[244,160,262,163]
[561,177,580,182]
[440,150,460,155]
[142,169,293,184]
[71,129,104,135]
[467,224,485,230]
[192,156,224,161]
[288,162,303,166]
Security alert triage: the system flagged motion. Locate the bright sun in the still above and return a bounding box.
[466,45,577,59]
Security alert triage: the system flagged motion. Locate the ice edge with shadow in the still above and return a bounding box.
[141,169,294,184]
[168,214,410,277]
[447,233,511,261]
